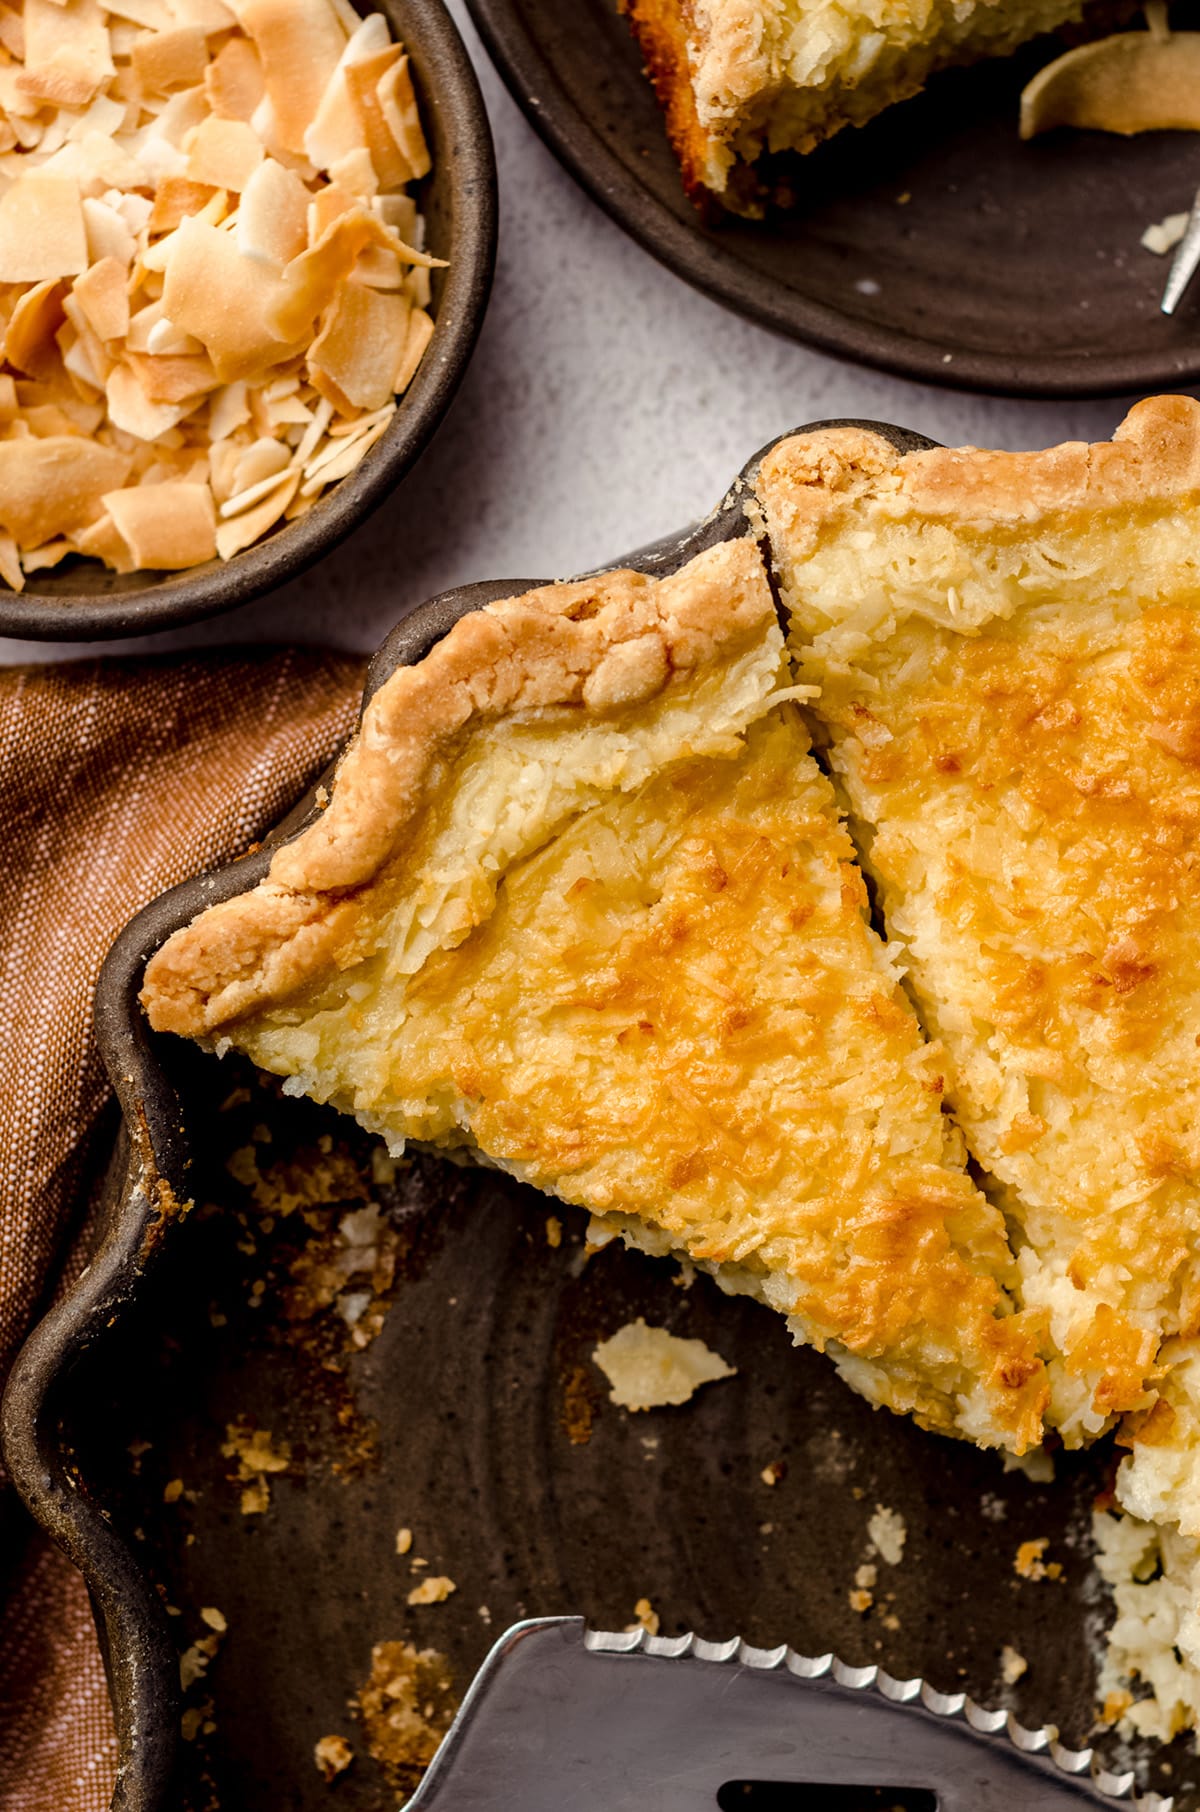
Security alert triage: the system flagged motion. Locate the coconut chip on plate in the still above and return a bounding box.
[0,0,441,591]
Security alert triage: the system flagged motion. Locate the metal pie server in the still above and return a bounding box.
[407,1617,1166,1810]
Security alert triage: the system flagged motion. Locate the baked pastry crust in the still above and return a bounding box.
[143,536,1047,1453]
[756,394,1200,1445]
[144,539,777,1037]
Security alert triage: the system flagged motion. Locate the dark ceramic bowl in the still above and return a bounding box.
[1,424,1173,1812]
[0,0,497,645]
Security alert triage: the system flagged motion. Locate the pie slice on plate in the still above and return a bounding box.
[621,0,1118,207]
[142,536,1046,1451]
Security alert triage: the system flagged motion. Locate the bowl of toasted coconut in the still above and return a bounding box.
[0,0,496,642]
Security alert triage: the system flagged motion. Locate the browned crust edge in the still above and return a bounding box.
[620,0,718,201]
[755,396,1200,560]
[141,537,777,1037]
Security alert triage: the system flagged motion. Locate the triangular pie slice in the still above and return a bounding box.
[623,0,1123,207]
[756,395,1200,1447]
[142,537,1046,1450]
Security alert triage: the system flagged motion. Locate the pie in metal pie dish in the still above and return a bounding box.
[142,394,1200,1741]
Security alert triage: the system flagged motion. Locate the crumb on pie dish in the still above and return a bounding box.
[619,0,1119,208]
[143,395,1200,1745]
[141,534,1049,1454]
[0,0,438,588]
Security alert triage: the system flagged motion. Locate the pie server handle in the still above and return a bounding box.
[406,1617,1162,1810]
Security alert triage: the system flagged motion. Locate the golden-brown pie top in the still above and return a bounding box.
[142,536,1047,1453]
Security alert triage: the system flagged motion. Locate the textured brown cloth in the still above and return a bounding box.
[0,649,365,1812]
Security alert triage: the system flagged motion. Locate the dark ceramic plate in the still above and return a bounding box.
[0,0,496,645]
[2,424,1186,1812]
[467,0,1200,398]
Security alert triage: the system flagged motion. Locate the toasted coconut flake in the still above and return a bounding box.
[106,361,198,438]
[377,57,430,183]
[0,6,23,63]
[290,392,334,467]
[103,479,216,568]
[0,176,88,284]
[60,327,102,393]
[394,305,433,393]
[205,33,264,121]
[185,115,264,192]
[73,257,131,343]
[1021,32,1200,138]
[106,0,174,27]
[270,206,386,341]
[42,130,144,198]
[131,24,210,96]
[67,95,129,143]
[21,0,114,108]
[146,316,203,356]
[170,0,237,31]
[149,174,218,234]
[82,196,137,268]
[309,281,407,412]
[208,380,250,440]
[306,363,354,415]
[127,349,216,404]
[162,214,297,379]
[215,465,297,557]
[230,435,289,492]
[0,437,129,546]
[342,12,393,61]
[344,46,412,191]
[352,244,403,290]
[126,300,166,353]
[236,157,308,267]
[22,537,74,574]
[71,510,134,571]
[0,532,23,592]
[298,408,390,494]
[308,182,357,240]
[6,280,68,378]
[304,65,364,172]
[240,0,346,156]
[61,293,115,380]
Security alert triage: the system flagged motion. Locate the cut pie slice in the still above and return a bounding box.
[622,0,1121,207]
[142,537,1046,1451]
[756,394,1200,1445]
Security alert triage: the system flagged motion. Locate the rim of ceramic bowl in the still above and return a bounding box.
[0,0,498,645]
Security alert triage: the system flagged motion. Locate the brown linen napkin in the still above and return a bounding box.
[0,649,365,1812]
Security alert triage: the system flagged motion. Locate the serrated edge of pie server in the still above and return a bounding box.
[583,1625,1171,1809]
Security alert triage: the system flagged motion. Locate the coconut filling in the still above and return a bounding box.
[1094,1348,1200,1743]
[687,0,1090,188]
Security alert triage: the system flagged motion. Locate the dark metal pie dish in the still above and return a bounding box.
[1,422,1179,1812]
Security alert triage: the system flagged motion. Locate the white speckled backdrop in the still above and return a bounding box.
[0,0,1176,666]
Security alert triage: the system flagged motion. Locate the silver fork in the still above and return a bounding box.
[1161,185,1200,313]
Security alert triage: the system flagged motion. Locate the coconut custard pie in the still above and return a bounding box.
[753,395,1200,1737]
[622,0,1120,206]
[142,536,1047,1452]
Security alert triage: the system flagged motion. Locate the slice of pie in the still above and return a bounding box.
[756,394,1200,1447]
[142,537,1046,1452]
[622,0,1115,207]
